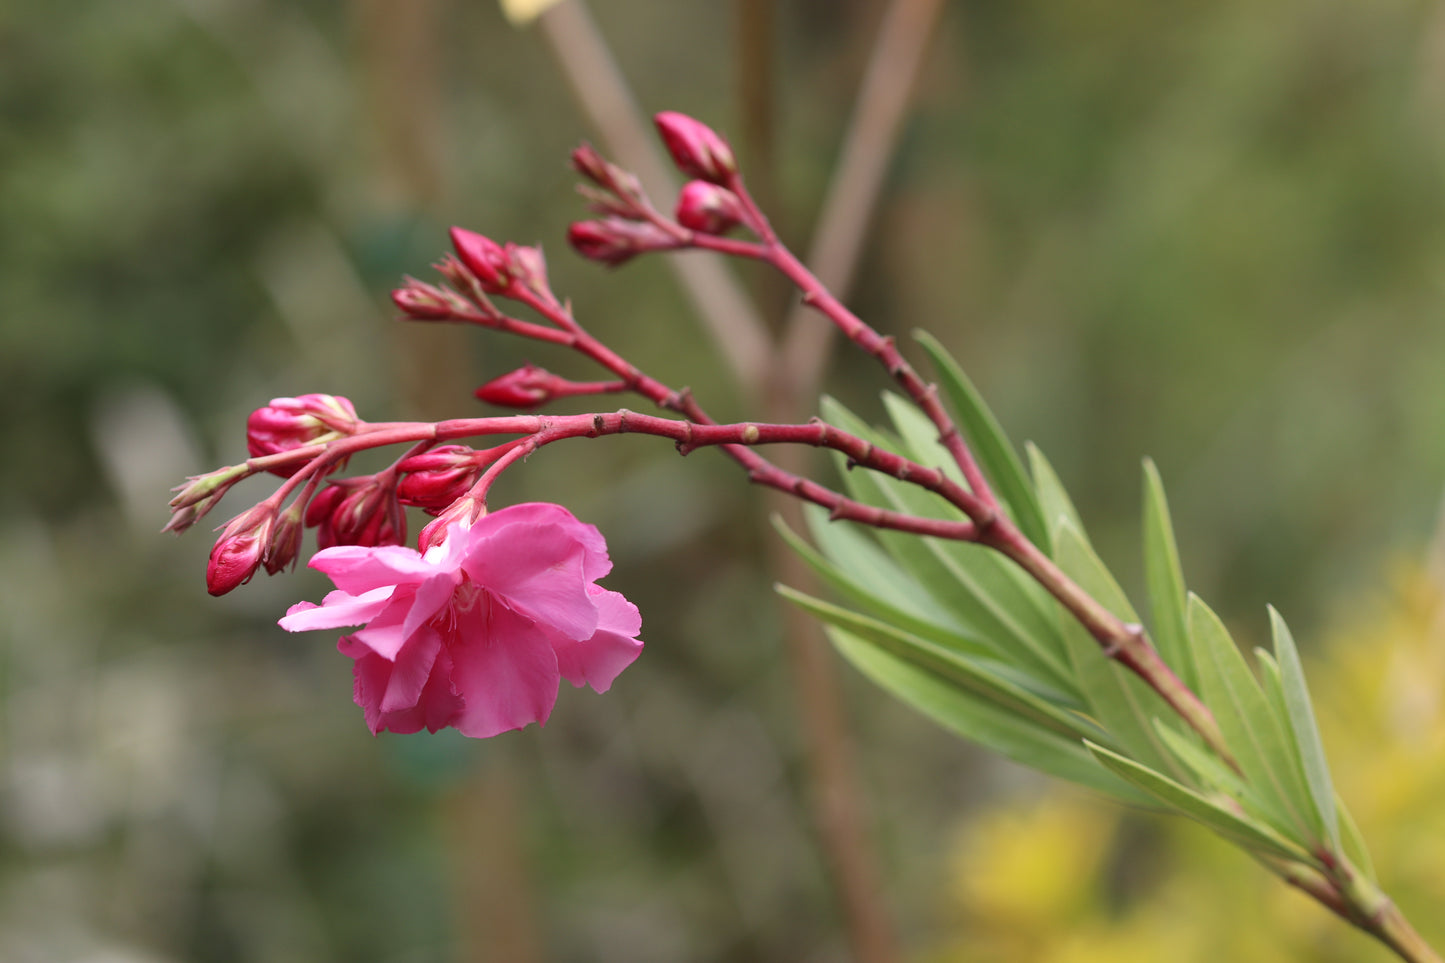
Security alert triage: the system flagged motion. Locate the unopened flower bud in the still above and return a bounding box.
[654,112,736,184]
[262,502,304,575]
[450,227,510,293]
[568,218,678,267]
[571,143,645,206]
[165,464,250,533]
[391,280,458,320]
[473,364,552,408]
[418,497,484,553]
[675,180,745,235]
[247,394,360,476]
[397,445,484,511]
[207,506,273,596]
[306,479,405,549]
[506,243,553,302]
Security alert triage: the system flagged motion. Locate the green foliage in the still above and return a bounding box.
[785,341,1364,915]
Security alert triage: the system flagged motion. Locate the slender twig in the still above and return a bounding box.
[535,0,772,393]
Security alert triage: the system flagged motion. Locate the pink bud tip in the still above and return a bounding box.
[391,282,456,320]
[450,227,510,293]
[675,180,745,235]
[247,395,360,477]
[474,364,553,408]
[567,219,678,267]
[397,445,485,511]
[207,508,272,596]
[654,112,736,184]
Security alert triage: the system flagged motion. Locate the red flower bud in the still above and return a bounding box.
[397,445,484,511]
[247,395,360,477]
[306,480,405,550]
[474,364,553,408]
[207,506,272,596]
[568,218,678,267]
[262,503,304,575]
[505,243,553,302]
[675,180,745,235]
[654,112,736,184]
[571,143,645,206]
[391,280,458,320]
[450,227,510,293]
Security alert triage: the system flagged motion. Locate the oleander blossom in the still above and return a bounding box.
[278,503,643,737]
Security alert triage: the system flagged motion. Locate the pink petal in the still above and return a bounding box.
[400,573,459,642]
[309,543,447,595]
[278,585,395,632]
[462,515,598,641]
[380,624,444,712]
[346,635,461,735]
[347,594,416,661]
[552,586,644,692]
[447,600,561,738]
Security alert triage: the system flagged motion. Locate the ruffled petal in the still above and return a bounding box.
[400,572,458,642]
[462,514,598,641]
[309,542,448,594]
[447,598,561,738]
[552,585,644,692]
[278,585,395,632]
[380,624,443,712]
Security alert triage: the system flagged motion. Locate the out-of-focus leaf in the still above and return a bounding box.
[1027,443,1086,551]
[778,585,1093,736]
[820,397,1077,696]
[1154,719,1243,799]
[913,331,1050,549]
[1187,596,1315,843]
[774,510,995,662]
[1336,796,1377,885]
[1141,459,1198,692]
[1085,742,1315,865]
[882,391,964,486]
[1053,521,1184,779]
[1268,606,1340,853]
[828,625,1151,803]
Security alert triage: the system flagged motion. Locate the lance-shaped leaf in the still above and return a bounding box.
[1086,741,1316,865]
[1141,459,1198,692]
[827,624,1151,802]
[1027,443,1087,551]
[779,585,1093,735]
[1187,596,1317,845]
[775,508,989,661]
[1054,522,1185,779]
[1267,607,1340,853]
[819,398,1077,696]
[914,330,1049,549]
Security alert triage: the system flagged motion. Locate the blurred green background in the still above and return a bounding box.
[4,1,1445,960]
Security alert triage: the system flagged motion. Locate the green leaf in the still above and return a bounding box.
[778,584,1094,737]
[1141,459,1198,692]
[1336,796,1377,884]
[776,508,989,660]
[1027,443,1087,551]
[819,398,1077,696]
[1154,719,1244,799]
[828,624,1150,802]
[1268,607,1340,853]
[1053,522,1184,778]
[1187,596,1315,844]
[913,330,1050,549]
[1085,741,1315,864]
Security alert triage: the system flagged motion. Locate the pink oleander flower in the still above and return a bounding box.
[278,503,644,738]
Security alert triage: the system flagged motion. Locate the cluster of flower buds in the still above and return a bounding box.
[447,229,555,304]
[566,114,752,268]
[166,463,251,534]
[395,445,491,511]
[306,477,406,551]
